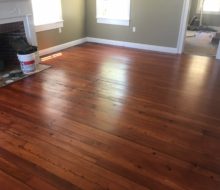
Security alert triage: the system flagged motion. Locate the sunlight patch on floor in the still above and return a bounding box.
[41,52,63,62]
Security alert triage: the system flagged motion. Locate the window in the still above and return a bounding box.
[31,0,63,32]
[197,0,220,14]
[96,0,131,26]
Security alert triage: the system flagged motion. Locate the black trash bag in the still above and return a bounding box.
[0,59,5,71]
[9,37,38,55]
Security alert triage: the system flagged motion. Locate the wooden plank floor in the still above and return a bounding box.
[1,43,220,190]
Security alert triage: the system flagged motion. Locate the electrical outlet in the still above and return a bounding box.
[132,27,136,32]
[59,28,62,33]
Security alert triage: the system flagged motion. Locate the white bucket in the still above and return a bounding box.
[17,53,37,74]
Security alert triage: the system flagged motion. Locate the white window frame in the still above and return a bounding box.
[197,0,220,15]
[35,21,63,33]
[96,0,131,26]
[31,0,64,32]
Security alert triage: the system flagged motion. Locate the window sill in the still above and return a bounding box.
[97,18,129,26]
[35,20,64,32]
[197,10,220,15]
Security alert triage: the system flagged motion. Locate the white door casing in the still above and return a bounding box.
[177,0,191,54]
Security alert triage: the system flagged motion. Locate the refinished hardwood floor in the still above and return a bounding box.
[1,43,220,190]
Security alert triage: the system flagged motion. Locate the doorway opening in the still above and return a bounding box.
[178,0,220,59]
[185,0,220,57]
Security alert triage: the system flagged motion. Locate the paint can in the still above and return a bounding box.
[17,52,36,74]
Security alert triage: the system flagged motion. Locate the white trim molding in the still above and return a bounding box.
[87,37,178,54]
[38,36,220,59]
[209,26,220,32]
[177,0,191,54]
[39,38,87,56]
[97,18,129,26]
[39,37,178,57]
[35,20,64,32]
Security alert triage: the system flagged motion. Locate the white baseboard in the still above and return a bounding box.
[86,37,178,54]
[209,26,220,32]
[39,38,87,56]
[39,36,179,57]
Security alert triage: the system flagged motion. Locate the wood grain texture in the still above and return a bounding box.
[1,43,220,190]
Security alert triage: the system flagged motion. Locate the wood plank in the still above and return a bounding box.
[0,170,32,190]
[1,43,220,189]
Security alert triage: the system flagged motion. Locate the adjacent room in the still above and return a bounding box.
[184,0,220,57]
[1,0,220,190]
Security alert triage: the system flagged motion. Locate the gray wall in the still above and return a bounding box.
[189,0,220,26]
[86,0,184,48]
[36,0,185,50]
[37,0,86,50]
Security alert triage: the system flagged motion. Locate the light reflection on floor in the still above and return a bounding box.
[41,52,63,62]
[99,58,128,99]
[95,58,129,127]
[37,69,70,122]
[177,56,210,111]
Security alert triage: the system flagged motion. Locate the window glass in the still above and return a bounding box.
[96,0,131,26]
[31,0,63,26]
